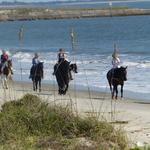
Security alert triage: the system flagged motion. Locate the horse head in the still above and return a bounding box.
[7,59,12,68]
[119,66,127,81]
[69,63,78,73]
[38,62,44,70]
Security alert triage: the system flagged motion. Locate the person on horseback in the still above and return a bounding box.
[0,50,12,74]
[54,48,73,80]
[29,53,40,79]
[112,53,120,69]
[32,53,40,66]
[111,44,120,75]
[1,50,8,64]
[57,48,66,63]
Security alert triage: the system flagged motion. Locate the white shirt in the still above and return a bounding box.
[112,57,120,68]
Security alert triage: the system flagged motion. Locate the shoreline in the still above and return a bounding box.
[0,7,150,21]
[14,80,150,103]
[10,78,150,103]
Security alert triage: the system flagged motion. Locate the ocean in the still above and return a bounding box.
[0,1,150,100]
[45,0,150,9]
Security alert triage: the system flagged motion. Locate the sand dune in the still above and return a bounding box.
[0,80,150,146]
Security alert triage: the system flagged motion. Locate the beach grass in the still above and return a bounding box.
[0,94,128,150]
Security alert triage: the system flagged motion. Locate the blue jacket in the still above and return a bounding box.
[32,57,40,65]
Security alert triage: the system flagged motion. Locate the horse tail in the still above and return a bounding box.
[107,71,112,92]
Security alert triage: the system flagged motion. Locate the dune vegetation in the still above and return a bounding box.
[0,94,130,150]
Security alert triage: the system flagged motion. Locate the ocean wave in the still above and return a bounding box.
[122,61,139,67]
[5,51,150,97]
[122,61,150,68]
[13,52,32,59]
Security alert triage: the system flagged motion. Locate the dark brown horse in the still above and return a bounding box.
[53,60,77,95]
[107,66,127,99]
[30,62,44,92]
[0,60,12,89]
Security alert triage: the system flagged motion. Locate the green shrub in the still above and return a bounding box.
[0,94,128,149]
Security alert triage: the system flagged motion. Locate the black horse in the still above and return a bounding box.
[107,66,127,99]
[54,60,77,95]
[30,62,44,92]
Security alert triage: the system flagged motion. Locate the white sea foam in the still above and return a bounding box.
[122,61,139,67]
[13,52,32,60]
[11,52,150,99]
[122,61,150,68]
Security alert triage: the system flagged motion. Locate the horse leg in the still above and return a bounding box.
[35,80,38,92]
[112,86,115,99]
[64,84,68,95]
[115,85,118,100]
[59,87,63,95]
[121,84,123,99]
[5,77,8,89]
[33,80,35,91]
[58,88,61,95]
[2,75,8,89]
[1,75,5,89]
[39,79,41,92]
[109,81,112,92]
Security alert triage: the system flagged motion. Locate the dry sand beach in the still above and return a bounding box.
[0,80,150,146]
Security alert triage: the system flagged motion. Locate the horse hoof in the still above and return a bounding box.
[39,89,41,92]
[58,91,62,95]
[115,96,118,100]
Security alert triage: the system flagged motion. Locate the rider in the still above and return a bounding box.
[1,50,8,64]
[57,48,66,63]
[1,49,13,74]
[112,52,120,69]
[55,48,73,80]
[111,45,120,76]
[32,53,40,66]
[29,53,40,79]
[1,50,9,72]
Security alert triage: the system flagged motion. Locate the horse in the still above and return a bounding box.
[53,60,77,95]
[107,66,127,99]
[0,60,12,89]
[30,62,44,92]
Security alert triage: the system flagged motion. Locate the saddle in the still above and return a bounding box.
[29,65,35,79]
[29,63,43,79]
